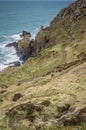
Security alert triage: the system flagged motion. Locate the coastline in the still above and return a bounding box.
[0,0,86,129]
[0,1,75,71]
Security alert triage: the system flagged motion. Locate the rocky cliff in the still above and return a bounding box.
[0,0,86,130]
[36,0,86,44]
[6,0,86,64]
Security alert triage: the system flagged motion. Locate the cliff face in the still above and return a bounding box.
[56,0,86,21]
[35,0,86,63]
[36,0,86,43]
[51,0,86,34]
[15,0,86,63]
[0,0,86,130]
[17,32,36,61]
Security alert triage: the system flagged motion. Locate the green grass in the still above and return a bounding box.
[0,4,86,130]
[0,44,62,85]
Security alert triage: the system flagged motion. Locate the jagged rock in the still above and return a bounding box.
[12,93,23,102]
[5,42,17,48]
[4,0,86,66]
[35,31,49,53]
[60,0,86,20]
[9,61,20,66]
[5,31,36,62]
[17,31,36,61]
[21,31,31,38]
[51,0,86,34]
[56,106,86,126]
[4,61,21,67]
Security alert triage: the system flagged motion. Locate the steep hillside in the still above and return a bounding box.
[0,0,86,130]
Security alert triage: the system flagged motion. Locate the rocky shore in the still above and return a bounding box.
[5,0,86,68]
[0,0,86,130]
[5,31,34,66]
[5,29,46,66]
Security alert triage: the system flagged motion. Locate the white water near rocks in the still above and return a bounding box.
[0,34,22,71]
[0,1,74,71]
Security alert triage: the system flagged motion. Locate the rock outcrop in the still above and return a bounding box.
[6,102,43,129]
[5,42,17,48]
[51,0,86,34]
[5,0,86,65]
[56,105,86,127]
[6,31,36,62]
[20,30,31,38]
[16,29,50,62]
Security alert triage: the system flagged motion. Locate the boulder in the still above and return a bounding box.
[4,61,21,67]
[10,61,21,66]
[5,42,17,48]
[56,105,86,127]
[20,31,31,38]
[17,35,36,61]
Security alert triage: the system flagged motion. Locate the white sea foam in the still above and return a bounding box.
[0,30,39,71]
[0,64,7,71]
[9,33,22,41]
[0,33,22,71]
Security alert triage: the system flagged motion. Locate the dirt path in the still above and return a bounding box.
[19,45,86,85]
[19,45,83,85]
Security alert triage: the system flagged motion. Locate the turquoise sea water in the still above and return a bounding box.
[0,1,74,70]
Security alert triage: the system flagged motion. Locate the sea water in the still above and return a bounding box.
[0,1,75,71]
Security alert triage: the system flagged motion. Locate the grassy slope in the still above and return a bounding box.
[0,43,62,85]
[0,6,86,85]
[0,61,86,130]
[0,1,86,130]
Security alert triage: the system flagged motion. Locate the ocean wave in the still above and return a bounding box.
[9,33,22,41]
[0,33,22,71]
[0,64,8,71]
[0,30,38,71]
